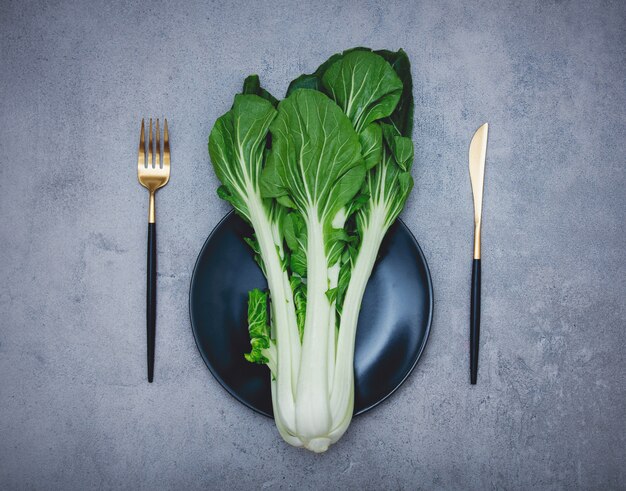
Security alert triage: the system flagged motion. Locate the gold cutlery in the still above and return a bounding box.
[137,118,170,382]
[468,122,488,384]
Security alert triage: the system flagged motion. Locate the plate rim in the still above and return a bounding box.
[188,210,433,418]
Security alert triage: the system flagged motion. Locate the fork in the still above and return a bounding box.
[137,118,170,382]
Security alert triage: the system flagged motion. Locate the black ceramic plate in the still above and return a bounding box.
[189,211,432,417]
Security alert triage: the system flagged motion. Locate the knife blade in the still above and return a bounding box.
[468,123,488,384]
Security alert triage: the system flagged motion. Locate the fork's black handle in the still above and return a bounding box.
[470,258,481,384]
[147,222,156,383]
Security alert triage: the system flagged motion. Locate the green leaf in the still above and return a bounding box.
[216,185,247,218]
[290,276,307,341]
[362,123,415,227]
[286,53,343,96]
[325,226,350,266]
[335,257,353,315]
[244,289,272,365]
[374,49,414,137]
[262,89,365,226]
[285,47,372,97]
[283,213,306,250]
[359,123,383,170]
[242,74,279,107]
[325,287,338,303]
[290,247,307,277]
[209,94,277,221]
[286,48,413,137]
[283,212,307,276]
[321,50,403,133]
[382,123,414,171]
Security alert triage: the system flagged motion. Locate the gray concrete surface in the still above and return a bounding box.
[1,0,624,489]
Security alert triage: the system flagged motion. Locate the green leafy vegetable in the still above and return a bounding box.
[244,289,276,371]
[208,48,417,453]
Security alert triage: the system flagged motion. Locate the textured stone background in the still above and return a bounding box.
[1,0,624,489]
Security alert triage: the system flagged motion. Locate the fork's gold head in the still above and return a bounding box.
[138,118,170,222]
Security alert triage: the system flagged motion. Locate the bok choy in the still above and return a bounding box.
[208,48,416,452]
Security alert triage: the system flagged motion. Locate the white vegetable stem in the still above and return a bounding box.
[246,190,301,433]
[327,208,347,390]
[331,204,388,430]
[295,211,332,452]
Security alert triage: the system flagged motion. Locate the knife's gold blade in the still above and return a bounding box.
[469,123,488,258]
[469,123,488,222]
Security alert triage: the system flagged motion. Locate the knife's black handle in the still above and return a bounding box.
[147,222,156,383]
[470,258,481,384]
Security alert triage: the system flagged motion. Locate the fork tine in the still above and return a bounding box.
[148,118,153,168]
[138,119,145,169]
[155,119,160,168]
[163,119,170,170]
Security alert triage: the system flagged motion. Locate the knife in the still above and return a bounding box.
[468,123,488,384]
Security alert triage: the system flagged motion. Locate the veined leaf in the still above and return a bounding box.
[244,289,273,367]
[359,123,383,170]
[209,94,277,221]
[321,51,402,134]
[262,89,365,228]
[286,48,413,137]
[361,123,414,230]
[283,212,308,276]
[374,49,414,137]
[382,123,414,171]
